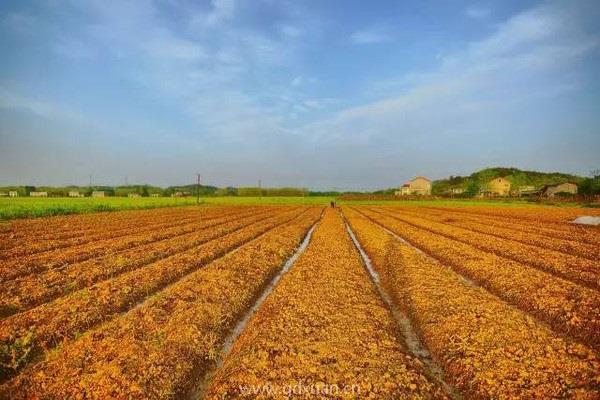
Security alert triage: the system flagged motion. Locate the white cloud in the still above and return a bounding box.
[0,88,92,126]
[350,27,394,44]
[140,33,207,61]
[291,76,303,86]
[194,0,237,28]
[279,24,303,38]
[57,0,293,140]
[3,0,598,188]
[465,6,491,19]
[303,99,321,109]
[295,1,600,168]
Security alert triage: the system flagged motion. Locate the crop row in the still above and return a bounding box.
[353,207,600,352]
[0,208,323,399]
[0,205,263,263]
[0,205,210,250]
[0,208,210,272]
[0,207,309,379]
[392,206,599,259]
[0,207,290,317]
[205,209,449,399]
[0,206,278,284]
[427,204,600,230]
[419,204,599,239]
[370,207,600,290]
[0,207,247,261]
[344,208,600,399]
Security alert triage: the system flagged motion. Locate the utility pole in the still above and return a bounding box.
[196,174,202,204]
[88,174,93,198]
[258,179,262,200]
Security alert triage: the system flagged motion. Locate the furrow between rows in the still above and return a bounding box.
[0,208,322,399]
[0,207,287,317]
[0,207,308,381]
[204,209,451,399]
[389,206,599,260]
[344,207,600,399]
[353,207,600,352]
[370,207,600,291]
[0,206,212,253]
[0,207,275,284]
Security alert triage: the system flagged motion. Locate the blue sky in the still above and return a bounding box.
[1,0,599,190]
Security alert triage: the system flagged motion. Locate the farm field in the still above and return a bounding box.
[3,195,595,220]
[0,197,335,220]
[0,204,599,399]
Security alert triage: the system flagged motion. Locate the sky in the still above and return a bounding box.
[0,0,599,190]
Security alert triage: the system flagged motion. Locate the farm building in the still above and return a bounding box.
[68,191,83,198]
[92,191,106,198]
[30,191,48,197]
[0,192,7,197]
[150,194,160,197]
[395,176,432,196]
[448,188,465,195]
[395,184,410,196]
[481,177,511,197]
[513,185,539,197]
[128,193,141,198]
[9,191,18,197]
[542,182,578,197]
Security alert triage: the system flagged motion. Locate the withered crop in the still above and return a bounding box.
[354,207,600,351]
[205,209,449,399]
[1,208,322,399]
[344,207,600,399]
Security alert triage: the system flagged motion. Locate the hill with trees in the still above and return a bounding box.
[432,167,595,196]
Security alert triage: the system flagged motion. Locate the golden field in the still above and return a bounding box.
[0,204,599,399]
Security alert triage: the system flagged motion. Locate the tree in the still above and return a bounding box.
[464,181,480,198]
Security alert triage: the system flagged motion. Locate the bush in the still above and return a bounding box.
[554,191,575,198]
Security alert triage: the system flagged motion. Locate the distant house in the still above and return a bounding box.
[150,193,160,198]
[128,193,141,198]
[481,177,511,197]
[171,191,191,197]
[30,191,48,197]
[395,176,432,196]
[68,191,83,198]
[513,185,539,197]
[542,182,578,197]
[8,191,18,197]
[91,191,106,198]
[518,185,535,193]
[395,184,410,196]
[448,188,465,196]
[0,192,7,197]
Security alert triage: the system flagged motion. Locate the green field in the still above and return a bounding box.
[0,197,336,219]
[0,197,197,219]
[0,195,578,220]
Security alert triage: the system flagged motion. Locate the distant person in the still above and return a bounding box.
[330,201,335,208]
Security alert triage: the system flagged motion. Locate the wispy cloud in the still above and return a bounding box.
[465,5,491,19]
[292,1,600,182]
[278,24,303,38]
[1,0,598,188]
[291,76,303,86]
[0,88,92,126]
[350,27,394,44]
